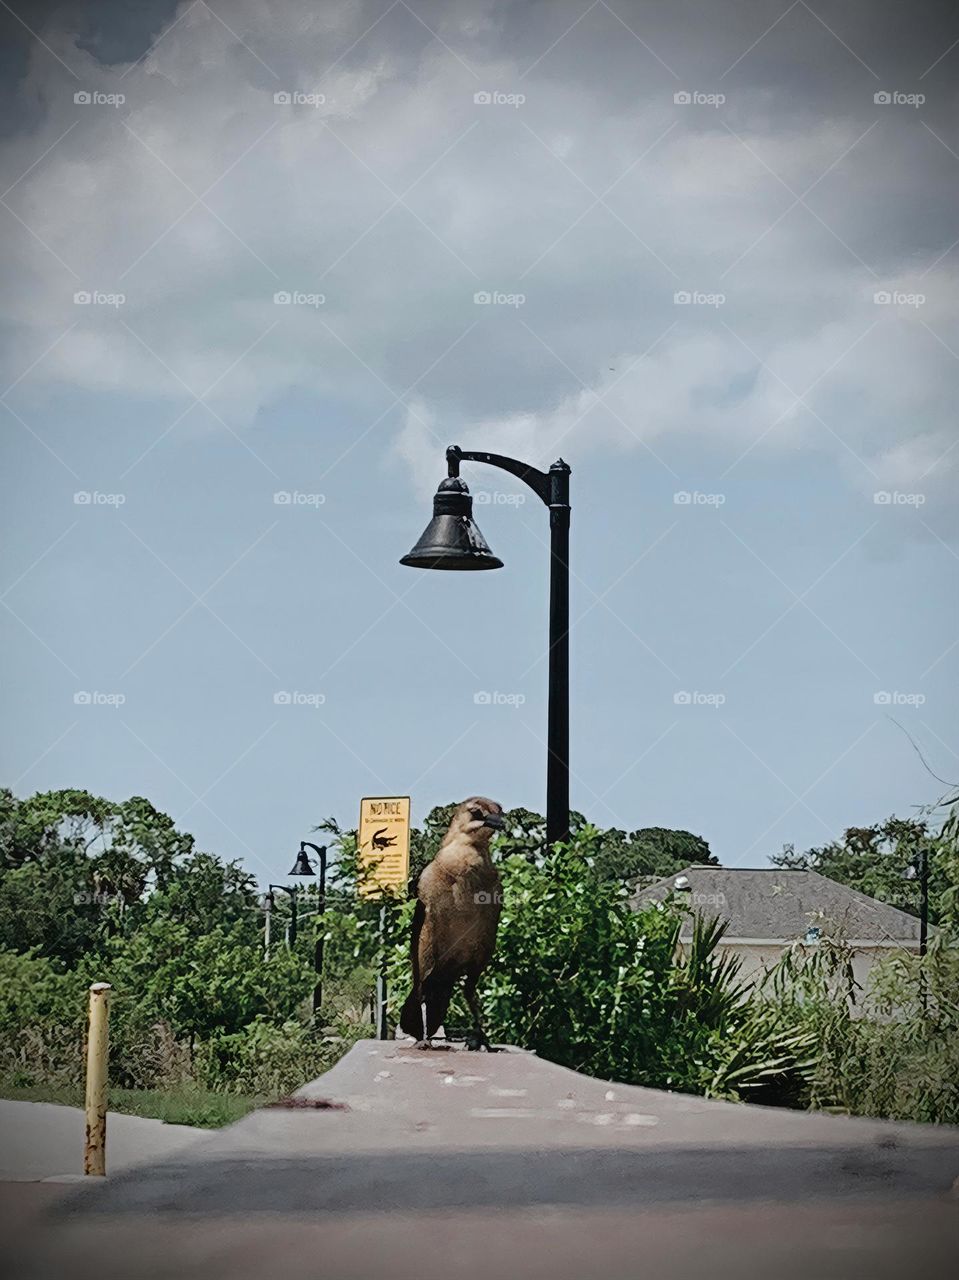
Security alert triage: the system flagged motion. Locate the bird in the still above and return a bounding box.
[399,796,504,1050]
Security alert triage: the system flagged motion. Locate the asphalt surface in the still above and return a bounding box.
[3,1042,957,1279]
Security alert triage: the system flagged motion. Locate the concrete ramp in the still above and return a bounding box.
[5,1040,958,1279]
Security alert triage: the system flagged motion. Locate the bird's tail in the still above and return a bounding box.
[399,986,425,1039]
[398,977,454,1039]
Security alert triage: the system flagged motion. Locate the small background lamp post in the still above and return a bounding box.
[903,846,930,957]
[401,444,571,849]
[264,883,298,955]
[904,846,930,1013]
[289,841,328,1016]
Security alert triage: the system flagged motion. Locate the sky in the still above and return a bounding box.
[1,0,957,886]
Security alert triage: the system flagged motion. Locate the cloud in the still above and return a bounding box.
[1,0,957,528]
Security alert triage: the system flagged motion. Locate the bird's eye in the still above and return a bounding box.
[470,810,482,820]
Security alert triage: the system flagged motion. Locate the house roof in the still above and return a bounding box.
[630,866,922,945]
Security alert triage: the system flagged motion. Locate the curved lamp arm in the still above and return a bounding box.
[446,444,570,508]
[300,843,328,899]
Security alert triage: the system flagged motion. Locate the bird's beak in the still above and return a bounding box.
[483,813,505,830]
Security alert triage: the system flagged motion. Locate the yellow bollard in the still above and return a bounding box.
[83,982,111,1176]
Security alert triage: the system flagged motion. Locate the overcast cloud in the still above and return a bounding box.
[2,0,957,879]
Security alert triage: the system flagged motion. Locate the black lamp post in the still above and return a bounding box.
[289,841,328,1015]
[401,444,571,848]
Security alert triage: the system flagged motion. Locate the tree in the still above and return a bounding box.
[0,844,104,966]
[771,816,948,924]
[592,826,717,885]
[468,805,717,886]
[0,788,274,964]
[322,801,717,893]
[146,852,259,936]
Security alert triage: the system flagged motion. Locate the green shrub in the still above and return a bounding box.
[196,1016,365,1096]
[759,938,959,1124]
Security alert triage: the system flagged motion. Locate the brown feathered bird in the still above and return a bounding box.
[399,796,504,1049]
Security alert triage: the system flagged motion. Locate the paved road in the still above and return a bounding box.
[4,1044,958,1279]
[0,1100,206,1181]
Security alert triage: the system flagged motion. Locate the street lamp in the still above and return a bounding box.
[401,444,571,848]
[289,841,328,1016]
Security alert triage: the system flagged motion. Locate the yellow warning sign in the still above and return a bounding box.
[357,796,411,898]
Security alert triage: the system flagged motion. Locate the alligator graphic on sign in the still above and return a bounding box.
[370,827,398,851]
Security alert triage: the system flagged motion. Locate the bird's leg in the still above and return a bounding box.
[464,978,498,1052]
[414,998,431,1049]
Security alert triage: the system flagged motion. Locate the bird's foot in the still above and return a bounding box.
[464,1030,499,1052]
[412,1038,456,1051]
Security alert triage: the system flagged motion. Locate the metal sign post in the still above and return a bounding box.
[375,903,388,1040]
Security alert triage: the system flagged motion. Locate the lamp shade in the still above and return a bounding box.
[400,477,503,570]
[289,845,315,877]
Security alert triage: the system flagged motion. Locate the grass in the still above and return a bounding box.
[0,1082,263,1128]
